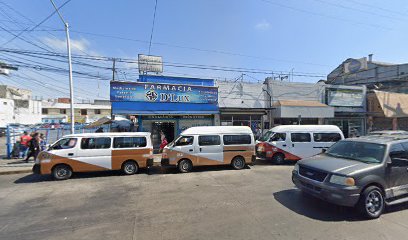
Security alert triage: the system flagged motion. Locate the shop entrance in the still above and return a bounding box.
[151,121,175,150]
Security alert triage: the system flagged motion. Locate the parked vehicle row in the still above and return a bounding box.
[31,125,408,218]
[32,126,255,179]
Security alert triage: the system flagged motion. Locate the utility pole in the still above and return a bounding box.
[112,58,116,81]
[50,0,75,134]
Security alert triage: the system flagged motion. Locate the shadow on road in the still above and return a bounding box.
[273,188,361,222]
[14,164,253,183]
[254,159,296,166]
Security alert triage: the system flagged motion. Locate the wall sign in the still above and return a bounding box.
[111,81,218,104]
[327,88,364,107]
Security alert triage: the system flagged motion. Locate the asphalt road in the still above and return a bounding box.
[0,163,408,240]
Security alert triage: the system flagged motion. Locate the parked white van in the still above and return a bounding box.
[256,125,344,164]
[161,126,256,172]
[33,132,153,180]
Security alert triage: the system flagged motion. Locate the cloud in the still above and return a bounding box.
[255,20,270,31]
[42,37,97,54]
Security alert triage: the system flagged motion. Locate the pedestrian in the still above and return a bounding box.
[19,131,32,159]
[159,131,168,153]
[39,133,47,151]
[25,132,41,163]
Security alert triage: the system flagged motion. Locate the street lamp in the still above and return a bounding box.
[50,0,75,134]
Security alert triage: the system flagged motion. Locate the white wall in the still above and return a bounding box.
[0,98,42,127]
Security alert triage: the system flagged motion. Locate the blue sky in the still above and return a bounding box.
[1,0,408,100]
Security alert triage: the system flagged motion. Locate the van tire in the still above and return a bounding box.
[178,159,192,173]
[272,153,285,165]
[231,156,246,170]
[357,186,385,219]
[52,164,72,180]
[122,161,139,175]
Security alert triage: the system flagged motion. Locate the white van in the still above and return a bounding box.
[161,126,256,172]
[33,132,153,180]
[256,125,344,164]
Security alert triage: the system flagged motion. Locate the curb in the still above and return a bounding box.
[0,169,32,175]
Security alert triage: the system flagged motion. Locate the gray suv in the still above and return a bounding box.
[292,135,408,219]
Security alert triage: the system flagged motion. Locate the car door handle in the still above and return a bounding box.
[68,153,74,156]
[292,144,294,147]
[282,144,287,147]
[200,148,202,152]
[189,149,193,152]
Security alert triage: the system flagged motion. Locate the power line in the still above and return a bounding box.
[148,0,158,55]
[260,0,392,30]
[69,29,331,67]
[312,0,406,22]
[343,0,408,17]
[2,0,72,46]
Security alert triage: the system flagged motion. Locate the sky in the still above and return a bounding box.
[1,0,408,101]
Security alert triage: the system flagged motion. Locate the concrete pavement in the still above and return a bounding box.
[0,164,408,240]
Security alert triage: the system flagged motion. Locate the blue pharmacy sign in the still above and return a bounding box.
[110,80,219,114]
[111,82,217,104]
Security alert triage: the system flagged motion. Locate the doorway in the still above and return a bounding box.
[152,121,175,150]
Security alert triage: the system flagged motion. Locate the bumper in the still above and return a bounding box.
[292,171,360,207]
[32,164,41,174]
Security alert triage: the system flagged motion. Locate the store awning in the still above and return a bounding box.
[272,100,334,118]
[85,117,112,128]
[372,90,408,117]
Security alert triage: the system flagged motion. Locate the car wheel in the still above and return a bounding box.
[272,153,285,165]
[122,161,139,175]
[358,186,385,219]
[178,159,192,173]
[231,156,246,170]
[52,164,72,180]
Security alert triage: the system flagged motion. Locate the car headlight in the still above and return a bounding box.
[293,163,299,172]
[329,175,355,186]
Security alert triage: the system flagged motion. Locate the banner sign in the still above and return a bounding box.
[110,81,218,104]
[327,88,364,107]
[138,54,163,73]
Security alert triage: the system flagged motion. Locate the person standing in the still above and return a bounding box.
[159,131,168,153]
[39,133,47,151]
[25,133,40,163]
[19,131,32,159]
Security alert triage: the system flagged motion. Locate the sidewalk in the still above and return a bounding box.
[0,158,34,175]
[0,154,162,175]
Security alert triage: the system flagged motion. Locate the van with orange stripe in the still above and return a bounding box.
[256,125,344,164]
[32,132,153,180]
[161,126,256,172]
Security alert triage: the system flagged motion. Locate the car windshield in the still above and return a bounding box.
[326,141,386,163]
[50,138,77,150]
[259,131,273,141]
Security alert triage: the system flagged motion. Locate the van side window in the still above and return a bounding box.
[113,137,147,148]
[313,133,341,142]
[291,133,311,142]
[270,133,286,141]
[223,135,251,145]
[51,138,77,150]
[199,135,220,146]
[389,143,408,160]
[175,136,194,146]
[81,137,111,149]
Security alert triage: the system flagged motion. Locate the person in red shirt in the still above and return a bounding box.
[19,131,32,158]
[159,131,168,153]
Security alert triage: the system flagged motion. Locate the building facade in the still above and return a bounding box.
[0,85,42,127]
[110,75,219,148]
[41,98,111,124]
[217,80,267,136]
[327,55,408,93]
